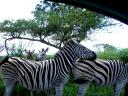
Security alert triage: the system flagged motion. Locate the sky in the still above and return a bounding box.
[0,0,39,21]
[0,0,128,55]
[83,24,128,50]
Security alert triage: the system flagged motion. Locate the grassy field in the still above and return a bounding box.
[0,78,124,96]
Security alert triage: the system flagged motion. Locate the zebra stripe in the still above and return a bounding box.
[73,59,128,96]
[0,40,96,96]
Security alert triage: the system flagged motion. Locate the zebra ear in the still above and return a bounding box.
[32,50,35,53]
[42,48,44,52]
[24,49,29,53]
[45,48,49,52]
[25,49,27,52]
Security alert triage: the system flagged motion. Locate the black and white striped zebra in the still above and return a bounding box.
[73,59,128,96]
[0,40,96,96]
[24,49,35,60]
[36,47,49,61]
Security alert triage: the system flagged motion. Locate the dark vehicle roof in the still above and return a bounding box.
[48,0,128,25]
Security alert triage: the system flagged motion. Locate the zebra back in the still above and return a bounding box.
[73,59,128,85]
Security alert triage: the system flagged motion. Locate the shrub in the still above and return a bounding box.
[97,50,119,60]
[118,48,128,63]
[10,44,24,57]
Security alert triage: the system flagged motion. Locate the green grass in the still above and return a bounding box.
[64,83,124,96]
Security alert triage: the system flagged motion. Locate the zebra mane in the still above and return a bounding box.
[54,48,65,58]
[0,56,9,66]
[54,42,75,58]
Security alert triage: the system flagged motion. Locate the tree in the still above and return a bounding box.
[94,43,117,52]
[0,45,4,53]
[95,44,119,60]
[0,0,113,51]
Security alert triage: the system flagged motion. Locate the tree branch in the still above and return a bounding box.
[7,36,60,49]
[0,46,4,53]
[5,38,14,55]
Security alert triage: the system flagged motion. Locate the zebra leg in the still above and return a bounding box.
[55,77,69,96]
[77,82,90,96]
[4,79,16,96]
[30,91,33,96]
[113,82,125,96]
[55,84,64,96]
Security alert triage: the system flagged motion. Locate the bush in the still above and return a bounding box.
[97,48,128,63]
[10,44,24,57]
[45,54,55,59]
[118,48,128,63]
[97,50,119,60]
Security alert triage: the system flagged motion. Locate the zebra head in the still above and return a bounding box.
[68,40,97,61]
[37,48,49,61]
[24,49,35,60]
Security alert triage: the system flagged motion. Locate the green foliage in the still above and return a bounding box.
[97,50,119,60]
[0,56,5,62]
[0,78,4,95]
[34,1,108,43]
[97,44,128,63]
[96,44,119,60]
[63,82,78,96]
[94,43,117,52]
[0,19,30,37]
[118,48,128,63]
[0,0,111,49]
[10,44,24,57]
[45,54,55,59]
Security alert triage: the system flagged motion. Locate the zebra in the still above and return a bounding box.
[24,49,35,60]
[25,48,48,96]
[24,48,48,61]
[36,47,49,61]
[72,59,128,96]
[0,40,96,96]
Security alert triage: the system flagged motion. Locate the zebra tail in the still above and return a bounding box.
[0,56,9,66]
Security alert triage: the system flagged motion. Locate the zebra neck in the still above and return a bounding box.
[54,49,75,71]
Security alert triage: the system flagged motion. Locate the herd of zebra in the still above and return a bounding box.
[0,40,128,96]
